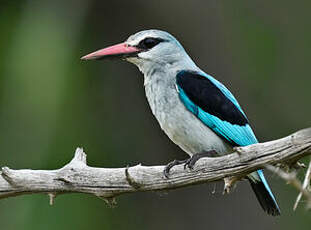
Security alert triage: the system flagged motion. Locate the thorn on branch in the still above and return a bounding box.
[69,148,87,166]
[100,196,117,208]
[233,146,243,155]
[287,161,306,171]
[223,176,240,194]
[1,167,16,185]
[295,162,307,169]
[48,193,57,205]
[125,166,142,189]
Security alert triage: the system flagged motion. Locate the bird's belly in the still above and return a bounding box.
[151,96,232,156]
[160,108,231,156]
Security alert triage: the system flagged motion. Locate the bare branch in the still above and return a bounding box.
[293,157,311,210]
[0,128,310,205]
[266,164,311,209]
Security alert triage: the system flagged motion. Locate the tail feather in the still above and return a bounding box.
[248,170,280,216]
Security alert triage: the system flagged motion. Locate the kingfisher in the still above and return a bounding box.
[81,29,280,216]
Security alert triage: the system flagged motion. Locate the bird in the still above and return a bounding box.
[81,29,280,216]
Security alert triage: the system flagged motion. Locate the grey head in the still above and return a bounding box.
[125,30,196,71]
[81,29,198,75]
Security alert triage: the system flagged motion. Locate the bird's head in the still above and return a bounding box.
[81,30,195,74]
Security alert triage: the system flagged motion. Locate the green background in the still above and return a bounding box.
[0,0,310,229]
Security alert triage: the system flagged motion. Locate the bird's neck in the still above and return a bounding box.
[141,55,198,77]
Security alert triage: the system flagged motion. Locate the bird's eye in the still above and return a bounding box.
[137,37,164,50]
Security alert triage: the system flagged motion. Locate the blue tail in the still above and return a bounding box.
[248,170,280,216]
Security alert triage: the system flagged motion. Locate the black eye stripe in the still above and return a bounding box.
[137,37,165,50]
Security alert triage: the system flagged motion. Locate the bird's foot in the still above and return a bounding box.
[184,150,218,170]
[164,150,218,178]
[164,159,188,178]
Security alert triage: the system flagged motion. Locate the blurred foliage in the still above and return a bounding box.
[0,0,310,229]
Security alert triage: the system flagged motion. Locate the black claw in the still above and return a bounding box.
[184,150,218,170]
[164,151,218,177]
[164,159,187,178]
[183,158,192,170]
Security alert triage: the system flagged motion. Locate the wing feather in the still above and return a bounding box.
[177,71,258,146]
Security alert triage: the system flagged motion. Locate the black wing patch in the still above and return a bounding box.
[176,71,248,126]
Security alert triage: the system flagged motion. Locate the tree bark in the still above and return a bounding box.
[1,128,310,204]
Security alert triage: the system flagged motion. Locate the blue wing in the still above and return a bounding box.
[176,70,258,146]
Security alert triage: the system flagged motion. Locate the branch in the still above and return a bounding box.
[266,164,311,210]
[293,157,311,210]
[0,128,311,205]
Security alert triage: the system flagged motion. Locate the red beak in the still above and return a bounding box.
[81,42,140,60]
